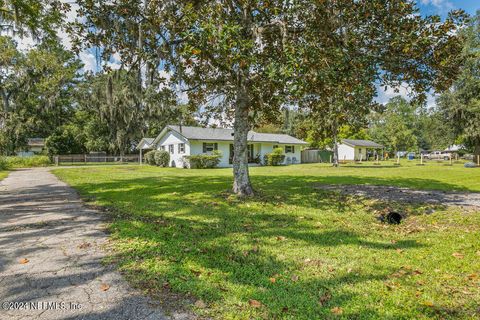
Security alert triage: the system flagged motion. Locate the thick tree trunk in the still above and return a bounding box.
[332,119,339,167]
[474,143,480,163]
[232,88,254,196]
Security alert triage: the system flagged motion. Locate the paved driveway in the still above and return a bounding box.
[0,168,187,320]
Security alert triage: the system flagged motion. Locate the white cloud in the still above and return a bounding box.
[79,51,97,72]
[376,83,413,104]
[419,0,454,13]
[376,83,439,109]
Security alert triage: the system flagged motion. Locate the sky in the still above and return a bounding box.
[13,1,480,108]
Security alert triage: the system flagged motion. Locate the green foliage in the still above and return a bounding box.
[0,0,68,40]
[263,148,286,166]
[184,151,222,169]
[6,156,51,168]
[154,150,170,167]
[0,36,82,155]
[438,13,480,155]
[45,126,86,155]
[0,156,10,170]
[369,97,419,152]
[144,150,156,166]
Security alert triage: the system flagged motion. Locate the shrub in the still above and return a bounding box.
[263,148,285,166]
[6,156,51,168]
[154,150,170,167]
[184,150,222,169]
[144,150,156,165]
[0,157,10,170]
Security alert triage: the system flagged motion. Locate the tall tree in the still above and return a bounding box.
[71,0,294,196]
[438,12,480,157]
[294,1,465,166]
[71,0,466,195]
[0,37,82,154]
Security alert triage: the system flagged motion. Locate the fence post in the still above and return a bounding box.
[477,155,480,167]
[54,156,59,166]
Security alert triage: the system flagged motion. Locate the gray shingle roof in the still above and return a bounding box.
[136,137,155,150]
[167,125,308,145]
[342,139,384,148]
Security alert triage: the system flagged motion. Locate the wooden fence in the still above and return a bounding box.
[54,154,139,165]
[301,150,333,163]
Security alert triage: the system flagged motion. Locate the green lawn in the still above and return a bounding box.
[0,170,9,180]
[53,161,480,319]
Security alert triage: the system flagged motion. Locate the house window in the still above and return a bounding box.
[202,142,218,153]
[273,145,279,150]
[169,144,174,154]
[285,145,295,153]
[160,145,165,151]
[178,143,185,154]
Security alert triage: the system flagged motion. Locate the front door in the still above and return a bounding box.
[229,144,255,164]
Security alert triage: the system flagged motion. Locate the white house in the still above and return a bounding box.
[145,125,308,168]
[16,138,46,157]
[337,139,384,161]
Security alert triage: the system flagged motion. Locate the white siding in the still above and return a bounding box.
[156,131,305,168]
[189,141,231,167]
[355,147,367,161]
[156,131,190,168]
[337,144,368,161]
[337,144,355,161]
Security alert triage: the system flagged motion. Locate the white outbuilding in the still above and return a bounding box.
[337,139,384,161]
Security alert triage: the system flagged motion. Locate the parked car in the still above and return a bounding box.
[423,151,451,160]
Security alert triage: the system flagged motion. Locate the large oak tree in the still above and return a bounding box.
[71,0,466,195]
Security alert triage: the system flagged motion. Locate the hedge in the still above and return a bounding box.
[184,151,222,169]
[263,148,285,166]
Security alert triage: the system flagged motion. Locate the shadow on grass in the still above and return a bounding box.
[56,171,464,319]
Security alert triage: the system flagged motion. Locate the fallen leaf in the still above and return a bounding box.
[249,299,263,308]
[242,251,249,257]
[194,300,206,308]
[276,236,286,241]
[251,246,259,253]
[396,249,404,254]
[269,277,276,283]
[100,283,110,291]
[423,301,434,307]
[190,269,202,277]
[319,292,332,306]
[78,242,91,249]
[467,273,478,280]
[452,252,464,259]
[413,270,423,275]
[347,268,353,274]
[331,307,343,315]
[291,275,299,282]
[415,291,422,297]
[282,306,289,313]
[19,258,29,264]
